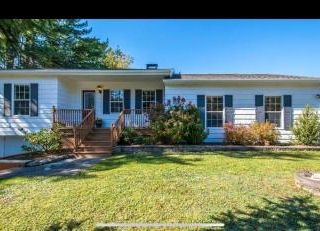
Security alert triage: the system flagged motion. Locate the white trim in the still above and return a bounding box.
[110,89,124,113]
[0,69,172,77]
[205,95,225,128]
[264,95,283,129]
[142,90,156,112]
[12,83,31,117]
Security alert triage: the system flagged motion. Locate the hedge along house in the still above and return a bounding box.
[0,67,320,157]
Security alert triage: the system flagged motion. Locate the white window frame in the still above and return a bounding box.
[264,95,282,128]
[205,96,224,128]
[110,89,124,113]
[13,84,31,116]
[142,90,156,112]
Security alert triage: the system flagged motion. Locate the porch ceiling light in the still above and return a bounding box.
[97,85,103,94]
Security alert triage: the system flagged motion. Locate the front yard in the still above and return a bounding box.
[1,151,320,230]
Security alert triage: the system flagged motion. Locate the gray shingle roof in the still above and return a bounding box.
[170,74,319,80]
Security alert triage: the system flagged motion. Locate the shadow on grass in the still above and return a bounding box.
[207,150,320,161]
[91,153,203,172]
[45,219,86,231]
[208,196,320,230]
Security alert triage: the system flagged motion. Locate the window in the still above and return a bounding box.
[142,90,155,112]
[110,90,124,113]
[265,96,281,127]
[206,96,223,127]
[14,84,30,115]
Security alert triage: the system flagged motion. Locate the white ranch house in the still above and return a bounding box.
[0,67,320,157]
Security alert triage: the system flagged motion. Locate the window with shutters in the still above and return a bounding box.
[265,96,281,127]
[14,84,30,115]
[142,90,156,112]
[206,96,223,127]
[110,90,124,113]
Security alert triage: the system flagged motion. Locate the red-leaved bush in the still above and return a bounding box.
[224,122,279,145]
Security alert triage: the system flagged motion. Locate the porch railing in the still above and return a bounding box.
[123,109,151,128]
[52,107,92,127]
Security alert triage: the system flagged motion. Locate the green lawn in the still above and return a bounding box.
[1,151,320,230]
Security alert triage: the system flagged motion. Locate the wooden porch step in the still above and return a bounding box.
[80,141,112,146]
[74,150,112,155]
[91,128,111,133]
[77,146,113,152]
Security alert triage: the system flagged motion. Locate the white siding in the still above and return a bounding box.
[0,136,25,158]
[0,76,58,136]
[165,86,320,143]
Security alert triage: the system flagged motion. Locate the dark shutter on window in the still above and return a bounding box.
[225,95,233,107]
[124,89,131,110]
[197,95,205,128]
[103,89,110,114]
[255,95,263,107]
[156,89,163,104]
[3,83,12,116]
[225,95,234,124]
[255,95,264,122]
[30,83,38,117]
[283,95,292,107]
[283,95,292,130]
[135,89,142,114]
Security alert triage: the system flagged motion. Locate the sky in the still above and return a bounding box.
[87,19,320,76]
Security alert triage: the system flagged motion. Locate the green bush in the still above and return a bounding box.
[292,105,320,145]
[119,128,154,145]
[149,96,207,144]
[22,126,62,153]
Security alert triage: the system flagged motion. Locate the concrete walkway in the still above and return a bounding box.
[0,155,107,179]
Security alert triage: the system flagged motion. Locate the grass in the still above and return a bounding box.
[0,151,320,230]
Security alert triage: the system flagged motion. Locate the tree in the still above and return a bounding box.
[0,19,133,69]
[292,105,320,145]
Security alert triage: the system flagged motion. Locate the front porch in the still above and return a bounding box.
[52,107,153,155]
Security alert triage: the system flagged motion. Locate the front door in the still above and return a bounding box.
[82,90,95,110]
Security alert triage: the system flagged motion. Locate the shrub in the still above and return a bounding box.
[224,122,279,145]
[149,96,207,144]
[22,126,62,153]
[119,128,154,145]
[292,105,320,145]
[250,122,279,145]
[224,123,252,145]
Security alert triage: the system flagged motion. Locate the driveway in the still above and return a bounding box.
[0,156,107,179]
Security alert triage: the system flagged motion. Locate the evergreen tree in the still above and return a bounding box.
[292,105,320,145]
[0,19,133,69]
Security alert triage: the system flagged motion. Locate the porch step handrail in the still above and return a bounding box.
[74,109,95,149]
[111,111,125,146]
[52,107,95,151]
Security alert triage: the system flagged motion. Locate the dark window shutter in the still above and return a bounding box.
[3,83,12,116]
[197,95,205,128]
[283,95,292,130]
[225,95,233,107]
[103,89,110,114]
[225,95,234,124]
[124,89,131,110]
[135,89,142,114]
[30,83,38,117]
[255,95,264,122]
[156,89,163,104]
[255,95,263,107]
[283,95,292,107]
